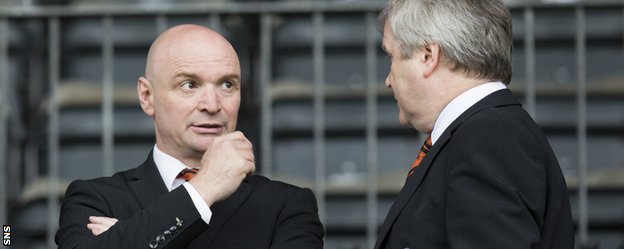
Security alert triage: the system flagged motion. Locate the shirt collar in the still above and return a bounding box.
[431,82,507,145]
[152,145,190,192]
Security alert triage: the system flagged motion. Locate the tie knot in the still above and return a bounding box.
[408,136,432,177]
[177,167,199,181]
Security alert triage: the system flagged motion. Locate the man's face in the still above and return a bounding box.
[141,33,241,160]
[382,24,436,133]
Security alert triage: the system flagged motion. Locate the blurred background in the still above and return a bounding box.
[0,0,622,248]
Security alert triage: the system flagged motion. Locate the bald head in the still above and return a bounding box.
[137,24,243,165]
[144,24,240,83]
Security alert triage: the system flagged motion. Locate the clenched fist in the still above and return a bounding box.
[189,131,255,206]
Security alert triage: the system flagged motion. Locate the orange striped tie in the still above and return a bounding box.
[177,167,199,181]
[408,136,432,177]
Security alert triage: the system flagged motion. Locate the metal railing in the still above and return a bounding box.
[0,1,622,248]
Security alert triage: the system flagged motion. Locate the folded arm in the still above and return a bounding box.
[56,180,208,249]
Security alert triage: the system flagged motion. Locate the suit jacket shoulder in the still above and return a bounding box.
[375,89,574,249]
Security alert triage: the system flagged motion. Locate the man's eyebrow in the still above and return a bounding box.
[218,73,241,82]
[173,72,241,83]
[222,73,240,79]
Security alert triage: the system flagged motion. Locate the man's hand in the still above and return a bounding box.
[190,131,256,206]
[87,216,118,236]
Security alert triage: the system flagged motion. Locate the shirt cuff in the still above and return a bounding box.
[183,182,213,224]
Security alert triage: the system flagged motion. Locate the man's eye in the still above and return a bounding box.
[182,81,196,89]
[222,81,234,89]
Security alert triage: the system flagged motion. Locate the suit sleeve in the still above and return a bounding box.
[270,188,324,249]
[56,180,208,249]
[444,114,546,249]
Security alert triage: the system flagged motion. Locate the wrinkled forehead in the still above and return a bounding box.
[146,27,240,79]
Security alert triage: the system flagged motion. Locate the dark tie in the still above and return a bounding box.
[177,167,199,181]
[408,136,432,177]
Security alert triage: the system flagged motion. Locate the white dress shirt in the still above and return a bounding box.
[431,82,507,145]
[153,145,213,224]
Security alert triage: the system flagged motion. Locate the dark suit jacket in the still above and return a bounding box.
[56,152,324,249]
[374,89,574,249]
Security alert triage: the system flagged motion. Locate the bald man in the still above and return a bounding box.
[56,24,324,249]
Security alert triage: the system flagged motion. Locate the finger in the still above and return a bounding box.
[242,151,255,163]
[220,131,244,141]
[89,216,119,227]
[245,161,256,176]
[87,219,115,230]
[87,223,111,236]
[231,130,245,138]
[229,131,252,144]
[228,139,253,152]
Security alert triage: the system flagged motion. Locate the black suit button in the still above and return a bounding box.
[163,230,172,238]
[148,240,158,249]
[156,234,165,243]
[169,226,178,233]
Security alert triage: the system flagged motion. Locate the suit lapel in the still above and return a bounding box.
[374,135,447,249]
[374,89,520,249]
[126,151,169,209]
[126,151,257,248]
[189,176,255,248]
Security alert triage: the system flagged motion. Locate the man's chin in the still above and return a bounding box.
[398,114,411,128]
[191,137,219,149]
[399,116,424,132]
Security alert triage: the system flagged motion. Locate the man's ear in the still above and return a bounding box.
[137,76,155,117]
[422,43,440,78]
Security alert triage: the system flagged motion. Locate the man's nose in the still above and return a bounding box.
[384,75,392,88]
[197,87,221,114]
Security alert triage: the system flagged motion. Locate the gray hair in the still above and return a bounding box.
[379,0,513,84]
